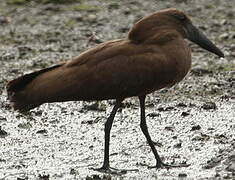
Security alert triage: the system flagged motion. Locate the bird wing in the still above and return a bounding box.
[27,39,174,101]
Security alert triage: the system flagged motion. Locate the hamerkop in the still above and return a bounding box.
[7,8,224,173]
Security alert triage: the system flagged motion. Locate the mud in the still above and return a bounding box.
[0,0,234,179]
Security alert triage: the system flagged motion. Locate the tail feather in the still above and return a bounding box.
[7,64,63,112]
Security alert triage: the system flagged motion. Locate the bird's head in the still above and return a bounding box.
[128,8,224,58]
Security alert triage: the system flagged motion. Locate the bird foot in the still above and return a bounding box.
[140,161,190,169]
[90,166,138,175]
[149,162,190,169]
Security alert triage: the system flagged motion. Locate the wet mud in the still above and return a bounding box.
[0,0,234,179]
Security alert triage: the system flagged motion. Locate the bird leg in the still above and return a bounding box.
[92,99,136,174]
[138,95,189,169]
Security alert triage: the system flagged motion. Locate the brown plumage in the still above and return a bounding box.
[7,8,224,173]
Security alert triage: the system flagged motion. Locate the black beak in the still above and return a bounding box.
[186,23,224,58]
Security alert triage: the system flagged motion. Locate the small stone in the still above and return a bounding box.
[192,133,210,141]
[123,9,131,15]
[147,112,160,118]
[157,106,175,111]
[189,103,196,107]
[74,15,83,22]
[0,126,8,137]
[86,175,101,180]
[103,175,112,180]
[219,33,229,40]
[174,142,182,148]
[0,157,5,162]
[220,19,228,25]
[178,173,187,177]
[0,117,7,121]
[226,163,235,172]
[17,177,27,180]
[18,46,33,57]
[86,33,102,45]
[18,122,32,129]
[165,106,175,111]
[191,125,201,131]
[0,16,11,24]
[201,102,217,110]
[86,176,93,180]
[38,174,49,180]
[181,111,190,117]
[165,126,174,131]
[225,153,235,172]
[177,102,187,107]
[81,118,99,125]
[36,129,47,134]
[118,27,129,33]
[227,11,234,18]
[191,68,212,76]
[87,14,97,23]
[203,156,221,169]
[223,173,233,179]
[157,107,164,111]
[70,168,76,175]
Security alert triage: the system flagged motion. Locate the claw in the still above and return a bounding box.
[149,162,190,169]
[139,161,190,169]
[90,166,138,174]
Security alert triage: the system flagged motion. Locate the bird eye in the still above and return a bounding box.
[173,14,186,21]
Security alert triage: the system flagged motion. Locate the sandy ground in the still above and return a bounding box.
[0,0,234,179]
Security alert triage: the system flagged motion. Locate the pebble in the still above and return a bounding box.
[38,174,50,180]
[147,112,160,118]
[225,152,235,172]
[181,111,190,117]
[0,16,11,24]
[219,33,229,40]
[18,122,32,129]
[36,129,48,134]
[174,142,182,148]
[87,14,97,23]
[0,126,8,137]
[220,19,228,25]
[191,68,212,76]
[191,125,201,131]
[178,173,187,178]
[177,102,187,107]
[201,102,217,110]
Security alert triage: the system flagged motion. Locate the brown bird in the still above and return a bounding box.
[7,8,224,173]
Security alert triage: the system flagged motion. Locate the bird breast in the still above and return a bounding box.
[147,38,192,92]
